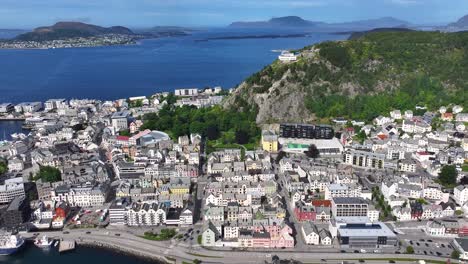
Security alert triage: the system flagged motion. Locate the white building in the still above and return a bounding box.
[454,185,468,206]
[278,51,298,62]
[110,111,131,132]
[0,177,25,204]
[175,88,198,97]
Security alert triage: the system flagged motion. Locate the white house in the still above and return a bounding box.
[302,222,320,245]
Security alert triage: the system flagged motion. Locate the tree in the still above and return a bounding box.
[305,144,320,159]
[119,130,131,137]
[0,160,7,175]
[35,166,62,183]
[451,250,460,259]
[406,246,414,254]
[235,129,249,145]
[438,165,458,187]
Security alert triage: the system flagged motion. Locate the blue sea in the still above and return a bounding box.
[0,28,346,103]
[1,242,162,264]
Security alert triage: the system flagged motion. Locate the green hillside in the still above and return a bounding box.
[225,31,468,123]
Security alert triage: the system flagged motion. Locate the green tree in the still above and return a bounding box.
[119,130,131,137]
[35,166,62,183]
[0,160,7,175]
[438,165,458,187]
[452,250,460,259]
[406,246,414,254]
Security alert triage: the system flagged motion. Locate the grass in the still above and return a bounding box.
[197,235,202,245]
[142,229,177,241]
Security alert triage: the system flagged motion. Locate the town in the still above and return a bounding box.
[0,87,467,263]
[0,34,137,49]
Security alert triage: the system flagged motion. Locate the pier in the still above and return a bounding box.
[58,240,76,253]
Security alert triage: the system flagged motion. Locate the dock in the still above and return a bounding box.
[58,240,76,253]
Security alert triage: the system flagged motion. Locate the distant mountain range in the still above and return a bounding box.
[448,14,468,28]
[135,26,194,37]
[229,16,410,31]
[15,22,135,41]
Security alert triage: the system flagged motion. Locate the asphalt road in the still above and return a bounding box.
[26,222,457,264]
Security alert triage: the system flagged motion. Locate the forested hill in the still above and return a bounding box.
[224,31,468,124]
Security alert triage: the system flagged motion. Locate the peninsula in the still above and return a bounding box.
[0,22,140,49]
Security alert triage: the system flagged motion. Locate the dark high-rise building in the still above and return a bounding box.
[0,196,31,228]
[279,124,334,139]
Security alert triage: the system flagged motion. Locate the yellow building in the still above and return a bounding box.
[261,130,278,152]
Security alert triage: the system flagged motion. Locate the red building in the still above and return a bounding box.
[55,202,70,219]
[294,202,316,222]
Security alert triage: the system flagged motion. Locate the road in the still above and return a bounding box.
[26,228,457,264]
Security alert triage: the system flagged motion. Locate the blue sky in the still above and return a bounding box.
[0,0,467,29]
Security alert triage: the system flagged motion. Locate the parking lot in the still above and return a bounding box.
[402,238,453,258]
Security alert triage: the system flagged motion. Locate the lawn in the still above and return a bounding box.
[142,229,177,241]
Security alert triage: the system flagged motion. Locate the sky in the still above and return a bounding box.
[0,0,467,29]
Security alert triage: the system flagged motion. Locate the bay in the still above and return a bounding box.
[0,28,346,103]
[0,242,162,264]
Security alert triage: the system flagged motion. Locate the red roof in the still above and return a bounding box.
[312,200,332,207]
[377,134,388,140]
[116,136,130,141]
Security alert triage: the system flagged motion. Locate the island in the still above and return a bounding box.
[0,22,193,49]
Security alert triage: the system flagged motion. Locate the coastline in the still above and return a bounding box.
[0,41,139,51]
[76,239,172,264]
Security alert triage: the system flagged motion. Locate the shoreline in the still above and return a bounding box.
[76,239,172,264]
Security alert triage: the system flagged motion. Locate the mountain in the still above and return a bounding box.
[229,16,409,31]
[328,17,410,30]
[230,16,323,28]
[348,27,414,40]
[224,30,468,124]
[15,22,134,41]
[448,14,468,28]
[135,26,194,37]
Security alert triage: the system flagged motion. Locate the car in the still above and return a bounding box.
[389,261,395,263]
[416,242,420,246]
[321,259,326,262]
[425,243,429,247]
[448,245,452,249]
[424,251,427,255]
[196,230,200,234]
[436,252,442,256]
[409,241,413,245]
[354,250,359,253]
[188,228,193,233]
[115,233,121,236]
[441,244,446,248]
[86,231,91,234]
[190,237,193,240]
[419,239,425,241]
[395,251,401,254]
[427,239,433,242]
[340,250,346,253]
[63,231,70,234]
[359,260,365,263]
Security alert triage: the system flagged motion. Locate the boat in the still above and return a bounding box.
[0,233,25,255]
[34,235,54,249]
[54,241,59,247]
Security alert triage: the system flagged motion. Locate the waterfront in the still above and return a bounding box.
[0,29,346,103]
[0,121,28,141]
[1,242,163,264]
